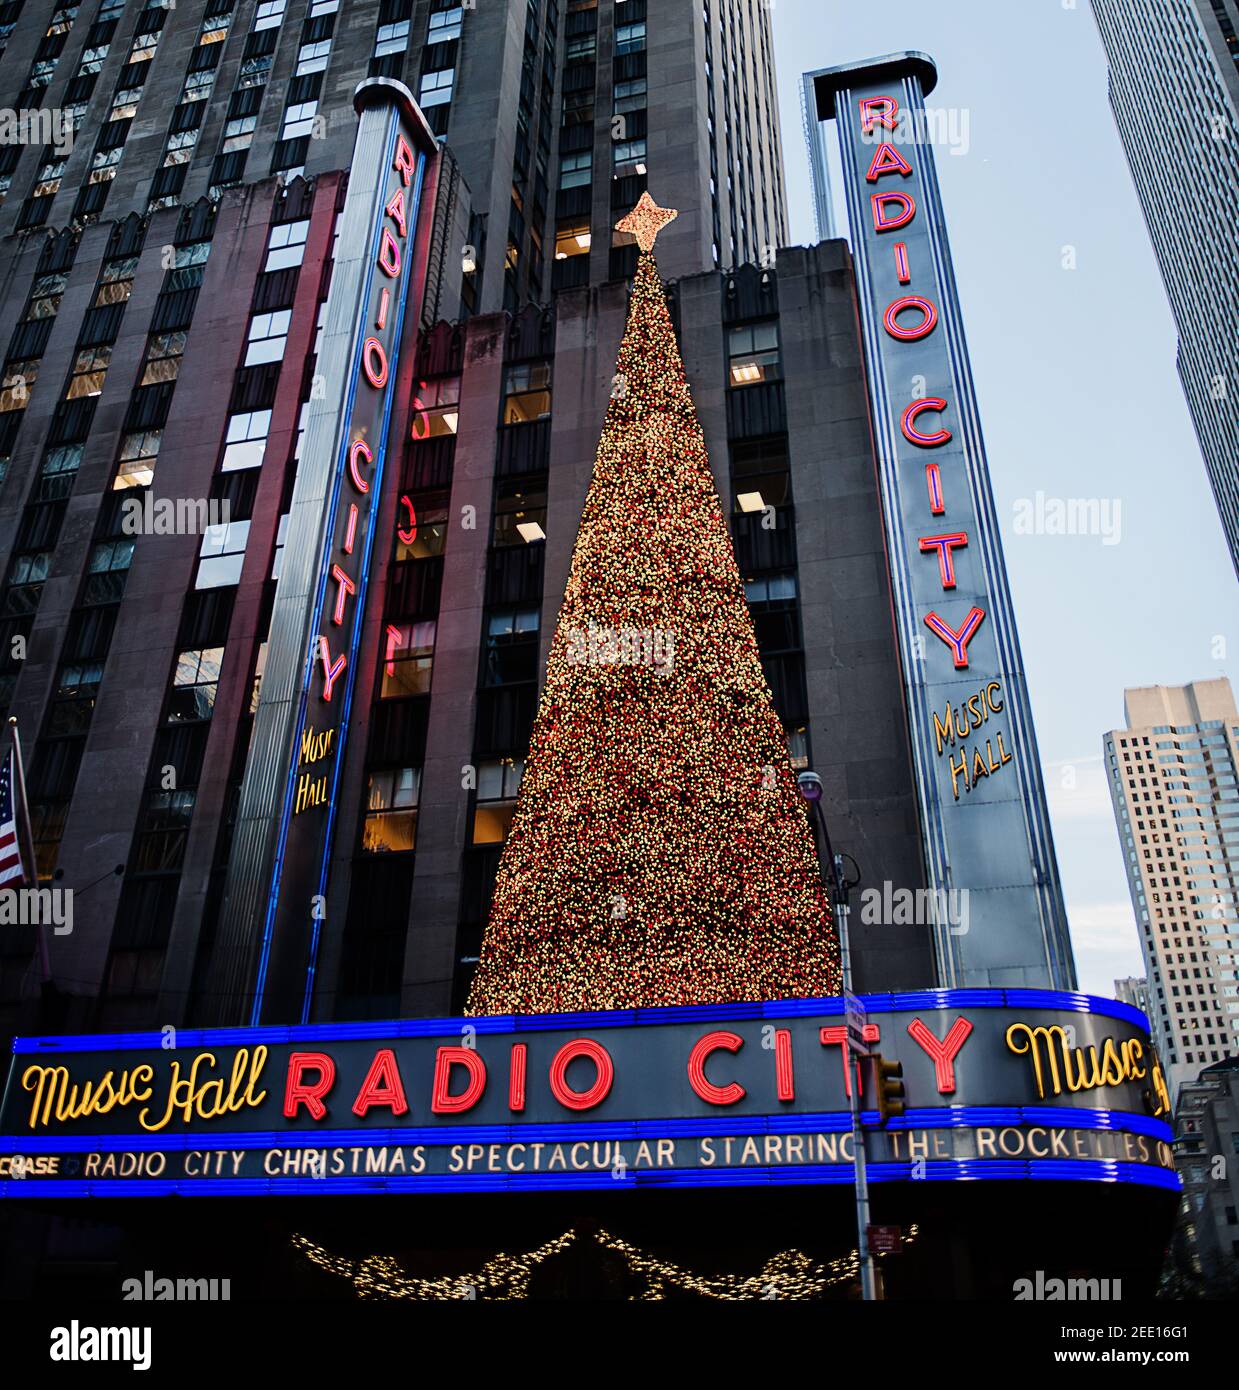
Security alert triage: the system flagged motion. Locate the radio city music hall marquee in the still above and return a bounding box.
[807,55,1075,989]
[0,992,1176,1196]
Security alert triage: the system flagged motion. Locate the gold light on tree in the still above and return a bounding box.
[467,195,839,1015]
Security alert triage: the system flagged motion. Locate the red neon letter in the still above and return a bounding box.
[906,1017,974,1095]
[283,1052,336,1119]
[901,397,951,448]
[393,135,415,186]
[865,142,913,181]
[926,463,945,515]
[318,635,346,700]
[509,1043,527,1113]
[919,531,969,589]
[925,608,986,669]
[398,493,417,547]
[883,295,939,341]
[344,503,359,554]
[430,1047,487,1114]
[329,563,356,624]
[548,1039,614,1111]
[820,1024,881,1098]
[352,1048,409,1118]
[894,241,911,283]
[859,95,900,133]
[348,438,372,493]
[361,337,388,388]
[775,1029,795,1102]
[871,190,915,233]
[378,226,402,278]
[384,185,407,237]
[687,1030,746,1105]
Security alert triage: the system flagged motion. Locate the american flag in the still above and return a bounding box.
[0,747,27,888]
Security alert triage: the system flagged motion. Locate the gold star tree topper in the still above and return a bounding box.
[616,191,679,251]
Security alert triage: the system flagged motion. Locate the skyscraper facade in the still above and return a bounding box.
[1090,0,1239,576]
[0,0,931,1041]
[1105,678,1239,1099]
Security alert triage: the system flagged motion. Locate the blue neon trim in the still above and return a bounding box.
[7,987,1151,1055]
[0,1159,1182,1200]
[0,1105,1173,1154]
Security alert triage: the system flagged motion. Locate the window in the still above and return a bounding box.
[162,131,198,167]
[166,241,210,291]
[484,608,539,686]
[57,660,105,699]
[94,256,137,306]
[492,479,547,546]
[88,147,124,185]
[502,362,552,424]
[731,437,791,509]
[554,219,591,260]
[200,19,230,45]
[374,20,409,58]
[418,68,454,107]
[169,647,223,720]
[380,621,436,698]
[10,552,50,586]
[140,332,187,386]
[614,77,647,114]
[409,376,460,440]
[222,115,257,154]
[183,69,215,101]
[239,55,272,88]
[84,538,135,604]
[472,759,523,844]
[114,430,162,489]
[65,346,111,399]
[0,360,38,412]
[295,40,331,75]
[253,0,287,30]
[362,767,419,853]
[612,138,646,175]
[566,35,596,60]
[196,520,250,589]
[281,101,318,140]
[33,158,66,198]
[428,8,463,43]
[221,410,270,471]
[728,322,781,386]
[244,309,291,366]
[616,21,646,54]
[129,31,160,63]
[559,151,592,188]
[111,88,142,121]
[563,90,594,126]
[396,490,448,560]
[264,218,309,272]
[77,45,108,75]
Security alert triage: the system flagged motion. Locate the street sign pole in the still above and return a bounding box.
[834,854,878,1302]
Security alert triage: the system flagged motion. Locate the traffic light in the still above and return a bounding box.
[873,1054,905,1124]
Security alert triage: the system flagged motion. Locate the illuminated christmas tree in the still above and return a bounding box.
[467,194,839,1015]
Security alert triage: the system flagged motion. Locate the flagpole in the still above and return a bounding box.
[7,716,49,985]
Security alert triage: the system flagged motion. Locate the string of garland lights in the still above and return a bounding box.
[466,194,841,1015]
[290,1226,919,1301]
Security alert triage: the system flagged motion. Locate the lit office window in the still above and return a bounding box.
[501,362,552,423]
[94,257,137,305]
[65,346,111,399]
[409,377,460,440]
[362,768,419,853]
[491,479,547,546]
[140,332,187,386]
[0,361,38,413]
[727,322,782,385]
[113,430,162,489]
[222,115,257,154]
[471,759,523,845]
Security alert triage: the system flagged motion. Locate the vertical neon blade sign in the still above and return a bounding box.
[214,80,436,1027]
[810,55,1076,990]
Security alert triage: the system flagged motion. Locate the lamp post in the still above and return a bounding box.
[797,769,878,1302]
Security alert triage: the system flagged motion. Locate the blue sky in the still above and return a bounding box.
[769,0,1239,994]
